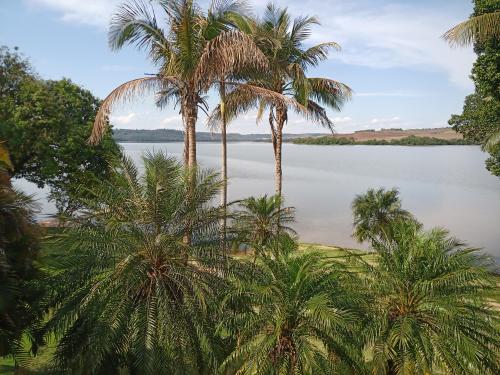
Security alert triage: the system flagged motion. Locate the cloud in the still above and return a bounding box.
[110,112,136,125]
[332,116,352,124]
[162,115,182,124]
[26,0,120,28]
[26,0,474,91]
[285,1,475,88]
[371,116,400,124]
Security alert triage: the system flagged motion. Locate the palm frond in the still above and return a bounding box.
[483,127,500,153]
[442,11,500,47]
[90,77,163,144]
[109,0,171,63]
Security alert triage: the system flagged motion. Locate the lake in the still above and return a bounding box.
[15,142,500,259]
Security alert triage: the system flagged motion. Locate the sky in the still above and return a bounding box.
[0,0,476,134]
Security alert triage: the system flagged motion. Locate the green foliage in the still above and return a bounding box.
[234,195,296,249]
[351,188,415,244]
[293,135,475,146]
[362,220,499,374]
[0,46,120,212]
[448,0,500,176]
[220,244,366,374]
[44,153,228,374]
[0,168,45,361]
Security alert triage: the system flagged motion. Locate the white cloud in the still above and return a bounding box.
[371,116,400,124]
[26,0,120,28]
[162,115,182,124]
[110,112,136,125]
[332,116,352,124]
[286,1,475,88]
[26,0,474,89]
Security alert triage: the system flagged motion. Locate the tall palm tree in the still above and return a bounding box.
[235,195,296,251]
[363,220,499,374]
[89,0,270,167]
[216,3,351,195]
[45,152,229,373]
[220,248,366,374]
[351,188,414,244]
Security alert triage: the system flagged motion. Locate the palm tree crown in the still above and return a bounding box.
[220,247,366,374]
[45,153,229,373]
[364,221,499,375]
[235,195,296,249]
[351,188,414,243]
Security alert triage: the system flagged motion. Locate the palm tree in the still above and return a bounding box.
[351,188,414,244]
[89,0,270,167]
[220,248,366,374]
[363,220,499,374]
[45,152,229,373]
[217,3,351,196]
[234,195,296,251]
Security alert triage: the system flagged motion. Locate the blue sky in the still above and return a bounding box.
[1,0,476,134]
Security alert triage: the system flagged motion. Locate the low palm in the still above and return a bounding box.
[220,249,366,374]
[363,221,499,375]
[351,188,414,244]
[45,153,228,374]
[235,195,296,250]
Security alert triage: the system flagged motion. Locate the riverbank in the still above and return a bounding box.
[292,135,475,146]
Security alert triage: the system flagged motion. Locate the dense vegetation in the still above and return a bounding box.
[0,165,45,363]
[447,0,500,176]
[0,47,120,213]
[1,0,499,374]
[292,135,476,146]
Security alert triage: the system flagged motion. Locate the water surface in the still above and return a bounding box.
[15,142,500,258]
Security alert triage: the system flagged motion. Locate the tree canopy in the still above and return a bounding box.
[448,0,500,176]
[0,46,120,212]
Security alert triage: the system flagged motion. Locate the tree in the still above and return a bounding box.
[0,165,44,362]
[220,248,365,374]
[235,195,296,251]
[219,4,351,195]
[445,1,500,176]
[45,153,229,373]
[351,188,415,244]
[90,0,277,168]
[0,46,120,212]
[363,220,499,374]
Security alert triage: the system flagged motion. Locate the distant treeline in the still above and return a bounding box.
[113,129,323,143]
[292,135,478,146]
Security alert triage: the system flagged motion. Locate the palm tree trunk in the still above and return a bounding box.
[183,97,198,250]
[183,123,189,166]
[275,128,283,196]
[274,105,287,197]
[220,82,228,254]
[187,115,197,168]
